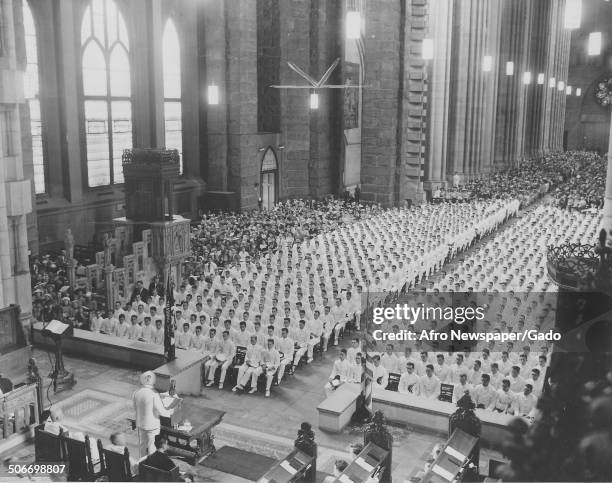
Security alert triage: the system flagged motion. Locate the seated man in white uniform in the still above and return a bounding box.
[453,372,474,403]
[419,364,441,400]
[233,335,263,394]
[276,327,295,385]
[513,383,538,418]
[398,361,420,395]
[324,348,350,396]
[371,355,389,390]
[473,373,497,409]
[291,319,310,372]
[347,353,363,384]
[205,330,235,389]
[491,379,516,414]
[260,338,281,397]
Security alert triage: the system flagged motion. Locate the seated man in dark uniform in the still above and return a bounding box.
[141,435,193,482]
[142,435,176,472]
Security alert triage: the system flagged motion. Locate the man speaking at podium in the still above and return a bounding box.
[132,371,181,458]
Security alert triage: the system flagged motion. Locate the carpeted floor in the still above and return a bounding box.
[201,446,277,481]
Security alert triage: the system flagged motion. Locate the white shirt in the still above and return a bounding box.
[473,384,497,409]
[372,365,388,388]
[419,374,441,399]
[329,358,351,382]
[398,372,420,395]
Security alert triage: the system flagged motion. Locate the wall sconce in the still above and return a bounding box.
[564,0,582,29]
[576,88,582,96]
[346,11,361,39]
[506,61,514,76]
[523,72,532,85]
[537,73,545,85]
[310,92,319,109]
[208,84,219,105]
[549,77,556,88]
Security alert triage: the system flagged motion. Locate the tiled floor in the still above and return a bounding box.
[1,344,505,481]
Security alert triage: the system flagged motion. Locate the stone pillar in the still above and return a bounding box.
[55,0,84,202]
[131,0,165,149]
[202,0,229,191]
[279,0,311,200]
[360,0,402,206]
[426,0,454,188]
[602,110,612,237]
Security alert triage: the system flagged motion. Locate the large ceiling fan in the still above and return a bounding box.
[270,58,361,107]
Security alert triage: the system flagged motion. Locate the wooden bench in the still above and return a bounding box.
[372,388,516,448]
[317,383,361,432]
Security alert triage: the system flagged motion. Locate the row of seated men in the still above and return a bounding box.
[89,296,349,355]
[153,198,518,348]
[87,199,518,352]
[39,408,193,481]
[429,205,601,294]
[326,341,546,418]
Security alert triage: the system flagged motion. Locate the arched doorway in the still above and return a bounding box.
[260,147,278,210]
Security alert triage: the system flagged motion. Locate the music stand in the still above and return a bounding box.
[41,320,76,393]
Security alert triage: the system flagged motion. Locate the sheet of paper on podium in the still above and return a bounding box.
[44,320,70,335]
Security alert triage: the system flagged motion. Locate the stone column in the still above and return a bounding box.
[279,0,311,200]
[426,0,454,188]
[602,110,612,237]
[55,0,84,202]
[131,0,165,149]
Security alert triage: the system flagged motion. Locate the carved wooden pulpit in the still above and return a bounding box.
[122,148,180,223]
[116,148,191,292]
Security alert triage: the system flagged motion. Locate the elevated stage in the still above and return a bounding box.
[317,385,515,448]
[32,323,199,370]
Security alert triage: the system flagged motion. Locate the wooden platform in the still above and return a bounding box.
[372,388,515,448]
[316,383,361,433]
[32,323,166,369]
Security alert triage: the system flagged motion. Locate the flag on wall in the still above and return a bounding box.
[164,271,176,361]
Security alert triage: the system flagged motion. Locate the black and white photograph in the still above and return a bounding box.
[0,0,611,481]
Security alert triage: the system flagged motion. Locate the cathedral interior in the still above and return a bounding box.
[0,0,612,481]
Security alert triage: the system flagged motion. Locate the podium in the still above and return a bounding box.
[258,448,315,483]
[420,429,479,483]
[41,320,76,393]
[334,442,389,483]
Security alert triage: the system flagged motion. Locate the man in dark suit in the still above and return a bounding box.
[142,435,193,482]
[130,280,150,304]
[142,435,175,472]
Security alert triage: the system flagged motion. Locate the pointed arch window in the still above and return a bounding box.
[163,19,183,174]
[23,1,46,194]
[81,0,132,187]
